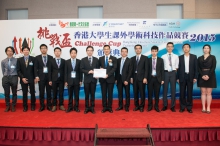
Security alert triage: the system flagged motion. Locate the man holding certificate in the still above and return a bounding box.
[98,45,117,113]
[80,46,99,114]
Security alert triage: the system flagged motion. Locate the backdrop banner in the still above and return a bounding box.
[0,19,219,99]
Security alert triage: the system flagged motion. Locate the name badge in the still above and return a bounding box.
[168,66,172,72]
[109,63,113,66]
[11,65,15,69]
[152,70,156,75]
[71,71,76,78]
[43,67,48,73]
[29,62,33,66]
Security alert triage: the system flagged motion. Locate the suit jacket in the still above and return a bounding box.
[34,54,53,81]
[17,56,36,84]
[177,54,198,82]
[115,57,132,83]
[65,58,82,86]
[48,58,65,82]
[131,55,148,81]
[80,56,99,83]
[99,55,117,83]
[147,57,164,83]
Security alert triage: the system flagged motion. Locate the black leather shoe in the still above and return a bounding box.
[179,109,185,113]
[39,106,45,112]
[84,109,89,114]
[147,107,152,112]
[91,109,95,114]
[66,108,73,113]
[101,108,106,113]
[4,106,10,112]
[161,106,167,111]
[171,107,176,112]
[125,107,129,112]
[75,108,80,112]
[115,107,123,111]
[23,107,28,112]
[155,108,160,112]
[47,106,52,111]
[31,106,35,111]
[133,107,139,111]
[140,108,144,112]
[187,109,193,113]
[11,106,16,112]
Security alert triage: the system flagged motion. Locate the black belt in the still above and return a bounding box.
[164,70,175,72]
[151,75,157,77]
[185,72,189,74]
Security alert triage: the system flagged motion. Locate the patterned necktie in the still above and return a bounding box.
[43,56,47,66]
[136,56,139,72]
[57,59,60,67]
[88,57,92,66]
[72,59,75,70]
[153,58,156,70]
[120,58,125,75]
[105,56,108,68]
[8,59,11,75]
[25,57,28,67]
[168,54,172,70]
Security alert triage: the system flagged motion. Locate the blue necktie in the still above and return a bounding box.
[43,56,47,66]
[120,58,125,75]
[105,56,108,68]
[72,59,75,70]
[136,56,139,72]
[57,59,60,67]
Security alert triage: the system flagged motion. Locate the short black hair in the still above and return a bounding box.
[151,45,159,51]
[167,42,174,46]
[182,43,191,49]
[103,45,110,49]
[203,44,211,54]
[54,47,61,52]
[70,47,77,54]
[5,46,15,54]
[121,47,128,52]
[86,46,94,51]
[40,44,48,49]
[134,44,142,49]
[22,46,30,52]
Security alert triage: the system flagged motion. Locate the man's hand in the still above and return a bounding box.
[35,77,40,82]
[130,78,133,84]
[104,74,108,79]
[22,78,28,84]
[143,78,147,84]
[193,79,197,83]
[124,81,128,86]
[177,79,179,83]
[115,80,117,84]
[79,82,82,86]
[49,81,52,86]
[65,82,68,87]
[88,70,94,74]
[161,81,164,84]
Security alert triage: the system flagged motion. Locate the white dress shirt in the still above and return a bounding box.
[184,55,189,73]
[161,52,179,71]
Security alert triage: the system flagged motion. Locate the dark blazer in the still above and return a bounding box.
[99,55,117,83]
[115,57,133,82]
[34,54,53,80]
[177,54,198,82]
[131,55,148,81]
[17,56,36,84]
[80,56,99,83]
[65,58,82,86]
[148,57,164,83]
[48,58,65,82]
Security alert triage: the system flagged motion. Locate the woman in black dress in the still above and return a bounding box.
[197,44,217,114]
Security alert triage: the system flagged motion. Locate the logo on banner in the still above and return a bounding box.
[153,22,167,26]
[59,20,89,28]
[103,21,108,27]
[168,21,181,28]
[49,22,56,26]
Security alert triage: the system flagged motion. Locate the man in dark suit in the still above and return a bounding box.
[80,46,99,114]
[35,44,53,112]
[65,47,82,113]
[130,44,148,112]
[48,47,65,112]
[115,47,132,112]
[147,46,164,112]
[177,43,198,113]
[99,45,117,113]
[17,46,37,112]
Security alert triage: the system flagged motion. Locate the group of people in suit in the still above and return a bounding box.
[1,42,216,114]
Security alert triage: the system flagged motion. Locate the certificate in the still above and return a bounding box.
[93,69,106,78]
